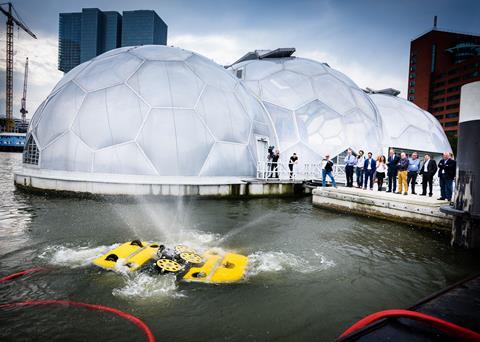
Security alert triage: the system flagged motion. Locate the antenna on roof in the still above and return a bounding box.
[433,16,438,29]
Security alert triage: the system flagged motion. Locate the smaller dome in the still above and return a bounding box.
[369,93,451,154]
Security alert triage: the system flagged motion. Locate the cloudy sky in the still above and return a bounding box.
[1,0,479,119]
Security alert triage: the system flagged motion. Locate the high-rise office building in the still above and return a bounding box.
[58,8,167,73]
[121,10,167,47]
[408,19,480,139]
[58,13,81,72]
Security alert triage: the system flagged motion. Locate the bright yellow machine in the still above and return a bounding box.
[93,240,248,284]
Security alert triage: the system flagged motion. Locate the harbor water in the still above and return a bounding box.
[1,152,479,341]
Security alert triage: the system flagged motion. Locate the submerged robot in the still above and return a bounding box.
[93,240,248,284]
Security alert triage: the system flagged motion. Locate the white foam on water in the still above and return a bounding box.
[112,273,184,300]
[40,244,120,268]
[246,250,335,277]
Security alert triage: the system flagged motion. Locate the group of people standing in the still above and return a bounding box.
[344,148,456,201]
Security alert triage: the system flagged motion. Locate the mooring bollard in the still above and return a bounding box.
[440,81,480,248]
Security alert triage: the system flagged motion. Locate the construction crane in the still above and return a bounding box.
[0,2,36,132]
[20,57,29,124]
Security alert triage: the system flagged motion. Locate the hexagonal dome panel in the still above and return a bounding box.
[93,142,156,175]
[312,74,356,114]
[138,108,215,176]
[196,86,251,144]
[72,85,149,150]
[41,131,92,172]
[260,70,315,110]
[283,58,327,77]
[35,82,85,149]
[128,60,204,108]
[75,53,143,91]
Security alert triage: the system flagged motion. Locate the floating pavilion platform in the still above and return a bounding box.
[14,168,309,197]
[312,186,452,230]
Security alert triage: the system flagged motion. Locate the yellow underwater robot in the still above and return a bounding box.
[93,240,248,284]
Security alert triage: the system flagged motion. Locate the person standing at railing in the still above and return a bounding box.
[407,152,420,195]
[269,149,280,179]
[386,148,400,193]
[288,153,298,179]
[322,154,337,188]
[396,152,409,195]
[376,155,387,191]
[419,154,437,197]
[344,148,356,187]
[355,150,365,188]
[363,152,376,190]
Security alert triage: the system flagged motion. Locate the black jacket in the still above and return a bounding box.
[419,159,437,176]
[438,158,456,180]
[324,160,334,173]
[387,155,400,172]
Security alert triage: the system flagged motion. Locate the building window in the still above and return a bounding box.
[409,80,416,87]
[410,65,416,71]
[445,112,459,118]
[447,94,460,101]
[409,73,416,79]
[448,68,459,75]
[446,103,459,110]
[431,106,444,112]
[431,98,445,105]
[447,86,460,93]
[449,76,460,84]
[432,89,445,96]
[434,81,445,88]
[408,95,415,101]
[23,134,39,165]
[409,88,415,94]
[235,69,243,79]
[444,122,457,127]
[435,114,444,119]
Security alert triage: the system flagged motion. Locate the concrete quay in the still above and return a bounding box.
[312,186,452,230]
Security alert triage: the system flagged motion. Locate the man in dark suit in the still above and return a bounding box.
[419,154,438,197]
[437,152,456,201]
[386,148,400,193]
[363,152,376,190]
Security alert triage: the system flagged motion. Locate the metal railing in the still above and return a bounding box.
[256,161,440,187]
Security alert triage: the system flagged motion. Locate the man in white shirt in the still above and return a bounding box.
[355,150,365,188]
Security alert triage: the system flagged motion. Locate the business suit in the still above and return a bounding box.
[438,158,456,200]
[363,158,377,189]
[386,154,400,192]
[419,159,437,196]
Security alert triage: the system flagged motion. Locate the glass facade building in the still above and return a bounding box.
[58,8,166,73]
[121,10,167,47]
[58,13,81,73]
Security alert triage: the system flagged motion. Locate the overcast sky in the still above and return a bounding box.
[1,0,479,119]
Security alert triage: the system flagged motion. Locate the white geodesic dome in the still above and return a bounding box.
[25,45,276,177]
[368,94,452,154]
[229,57,383,162]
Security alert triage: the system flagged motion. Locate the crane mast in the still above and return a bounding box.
[20,57,29,124]
[0,2,36,132]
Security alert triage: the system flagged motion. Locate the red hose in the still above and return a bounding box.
[0,300,155,342]
[0,267,45,283]
[339,309,480,341]
[0,269,155,342]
